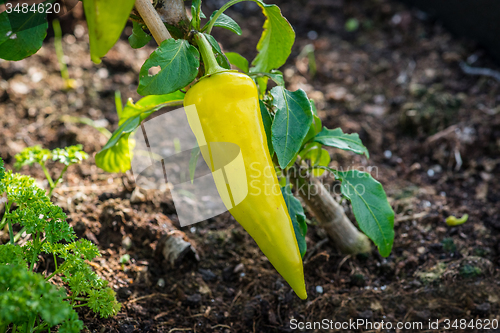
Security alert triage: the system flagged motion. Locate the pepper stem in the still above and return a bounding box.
[194,33,225,76]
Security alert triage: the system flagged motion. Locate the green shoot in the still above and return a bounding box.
[53,19,76,90]
[14,145,88,198]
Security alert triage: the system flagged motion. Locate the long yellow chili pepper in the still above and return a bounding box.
[183,33,307,299]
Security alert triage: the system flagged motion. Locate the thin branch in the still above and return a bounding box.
[135,0,172,45]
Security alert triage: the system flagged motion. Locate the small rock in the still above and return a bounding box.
[199,269,217,282]
[72,191,87,205]
[474,302,491,315]
[157,278,165,288]
[362,104,387,117]
[119,323,135,333]
[117,287,132,299]
[11,82,29,94]
[233,263,245,273]
[185,293,202,306]
[122,236,133,250]
[315,285,324,294]
[359,310,373,319]
[130,187,147,203]
[225,287,235,297]
[409,279,422,288]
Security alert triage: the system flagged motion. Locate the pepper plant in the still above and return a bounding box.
[0,0,395,299]
[0,157,120,332]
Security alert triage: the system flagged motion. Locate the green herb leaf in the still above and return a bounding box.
[314,127,369,158]
[209,10,242,35]
[138,39,199,96]
[0,10,48,61]
[335,170,394,257]
[129,22,152,49]
[225,52,249,72]
[281,184,307,258]
[0,264,82,329]
[83,0,136,63]
[270,87,313,168]
[51,145,88,166]
[14,145,51,169]
[251,3,295,73]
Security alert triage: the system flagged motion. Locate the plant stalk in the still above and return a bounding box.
[45,260,69,281]
[13,226,26,243]
[8,221,14,245]
[203,0,247,34]
[194,33,226,76]
[135,0,172,44]
[53,19,70,81]
[48,165,68,198]
[0,201,11,230]
[40,163,55,189]
[288,167,372,255]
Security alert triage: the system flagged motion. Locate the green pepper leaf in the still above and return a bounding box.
[270,87,313,168]
[225,52,249,73]
[299,143,330,176]
[0,10,48,61]
[310,98,319,116]
[204,33,231,70]
[255,76,268,98]
[259,100,274,157]
[129,22,152,49]
[314,127,369,158]
[249,71,285,86]
[250,3,295,73]
[208,10,242,35]
[138,39,200,96]
[118,91,185,124]
[281,184,307,258]
[191,0,204,30]
[301,114,322,146]
[334,169,394,257]
[96,92,185,173]
[83,0,136,63]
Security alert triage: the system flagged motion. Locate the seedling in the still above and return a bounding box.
[14,144,88,198]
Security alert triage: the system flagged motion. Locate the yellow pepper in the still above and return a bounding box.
[183,33,307,299]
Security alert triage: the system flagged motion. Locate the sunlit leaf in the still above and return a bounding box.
[83,0,136,63]
[138,39,199,95]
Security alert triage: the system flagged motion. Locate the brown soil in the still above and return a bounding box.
[1,0,500,332]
